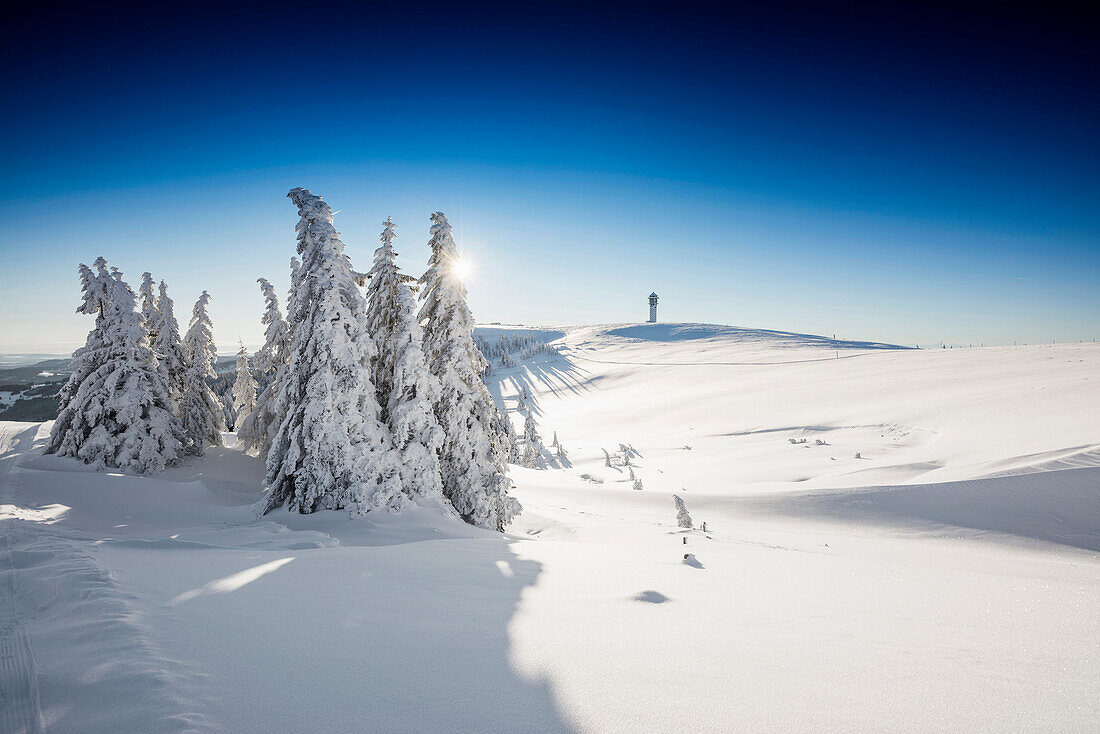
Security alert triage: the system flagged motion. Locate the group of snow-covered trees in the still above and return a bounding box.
[238,189,518,530]
[47,261,225,472]
[48,189,518,531]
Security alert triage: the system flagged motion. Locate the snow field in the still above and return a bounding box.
[2,323,1098,732]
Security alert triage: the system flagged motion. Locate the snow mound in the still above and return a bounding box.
[605,322,907,351]
[745,465,1100,551]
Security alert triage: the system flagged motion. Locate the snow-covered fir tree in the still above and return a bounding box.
[47,258,185,473]
[236,277,291,457]
[365,217,411,409]
[674,495,693,528]
[419,211,519,530]
[150,280,187,411]
[503,414,520,463]
[522,412,542,469]
[139,271,158,343]
[262,188,402,515]
[180,291,225,454]
[364,217,448,505]
[231,341,258,429]
[253,278,290,374]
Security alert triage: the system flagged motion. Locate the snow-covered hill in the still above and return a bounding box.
[1,323,1097,733]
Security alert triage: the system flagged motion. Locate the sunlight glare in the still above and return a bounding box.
[453,256,474,282]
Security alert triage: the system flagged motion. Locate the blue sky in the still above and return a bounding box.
[2,1,1097,351]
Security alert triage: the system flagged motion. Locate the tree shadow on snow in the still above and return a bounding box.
[486,352,594,421]
[222,532,581,733]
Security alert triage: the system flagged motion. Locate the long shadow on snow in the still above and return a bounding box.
[487,352,594,419]
[4,427,578,732]
[157,529,579,732]
[486,350,590,470]
[738,467,1100,552]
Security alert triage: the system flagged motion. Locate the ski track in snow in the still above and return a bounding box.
[0,424,44,734]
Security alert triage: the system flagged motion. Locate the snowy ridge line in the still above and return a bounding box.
[0,424,44,734]
[562,349,884,367]
[977,444,1100,479]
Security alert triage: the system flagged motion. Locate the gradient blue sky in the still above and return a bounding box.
[2,1,1097,352]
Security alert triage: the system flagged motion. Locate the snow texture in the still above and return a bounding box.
[4,324,1100,733]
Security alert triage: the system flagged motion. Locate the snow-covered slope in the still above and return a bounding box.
[1,323,1097,733]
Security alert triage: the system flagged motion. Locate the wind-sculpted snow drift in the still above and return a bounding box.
[2,323,1098,732]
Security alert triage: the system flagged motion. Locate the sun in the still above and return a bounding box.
[452,256,474,282]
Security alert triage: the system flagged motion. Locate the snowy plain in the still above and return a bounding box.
[1,323,1098,733]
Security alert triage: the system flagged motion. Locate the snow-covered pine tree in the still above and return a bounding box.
[139,272,158,343]
[150,280,188,411]
[365,217,408,410]
[253,278,290,375]
[236,277,291,457]
[522,412,541,469]
[364,217,448,506]
[47,258,185,472]
[503,413,520,463]
[180,291,225,454]
[231,340,258,429]
[674,495,693,528]
[262,188,402,515]
[419,212,519,530]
